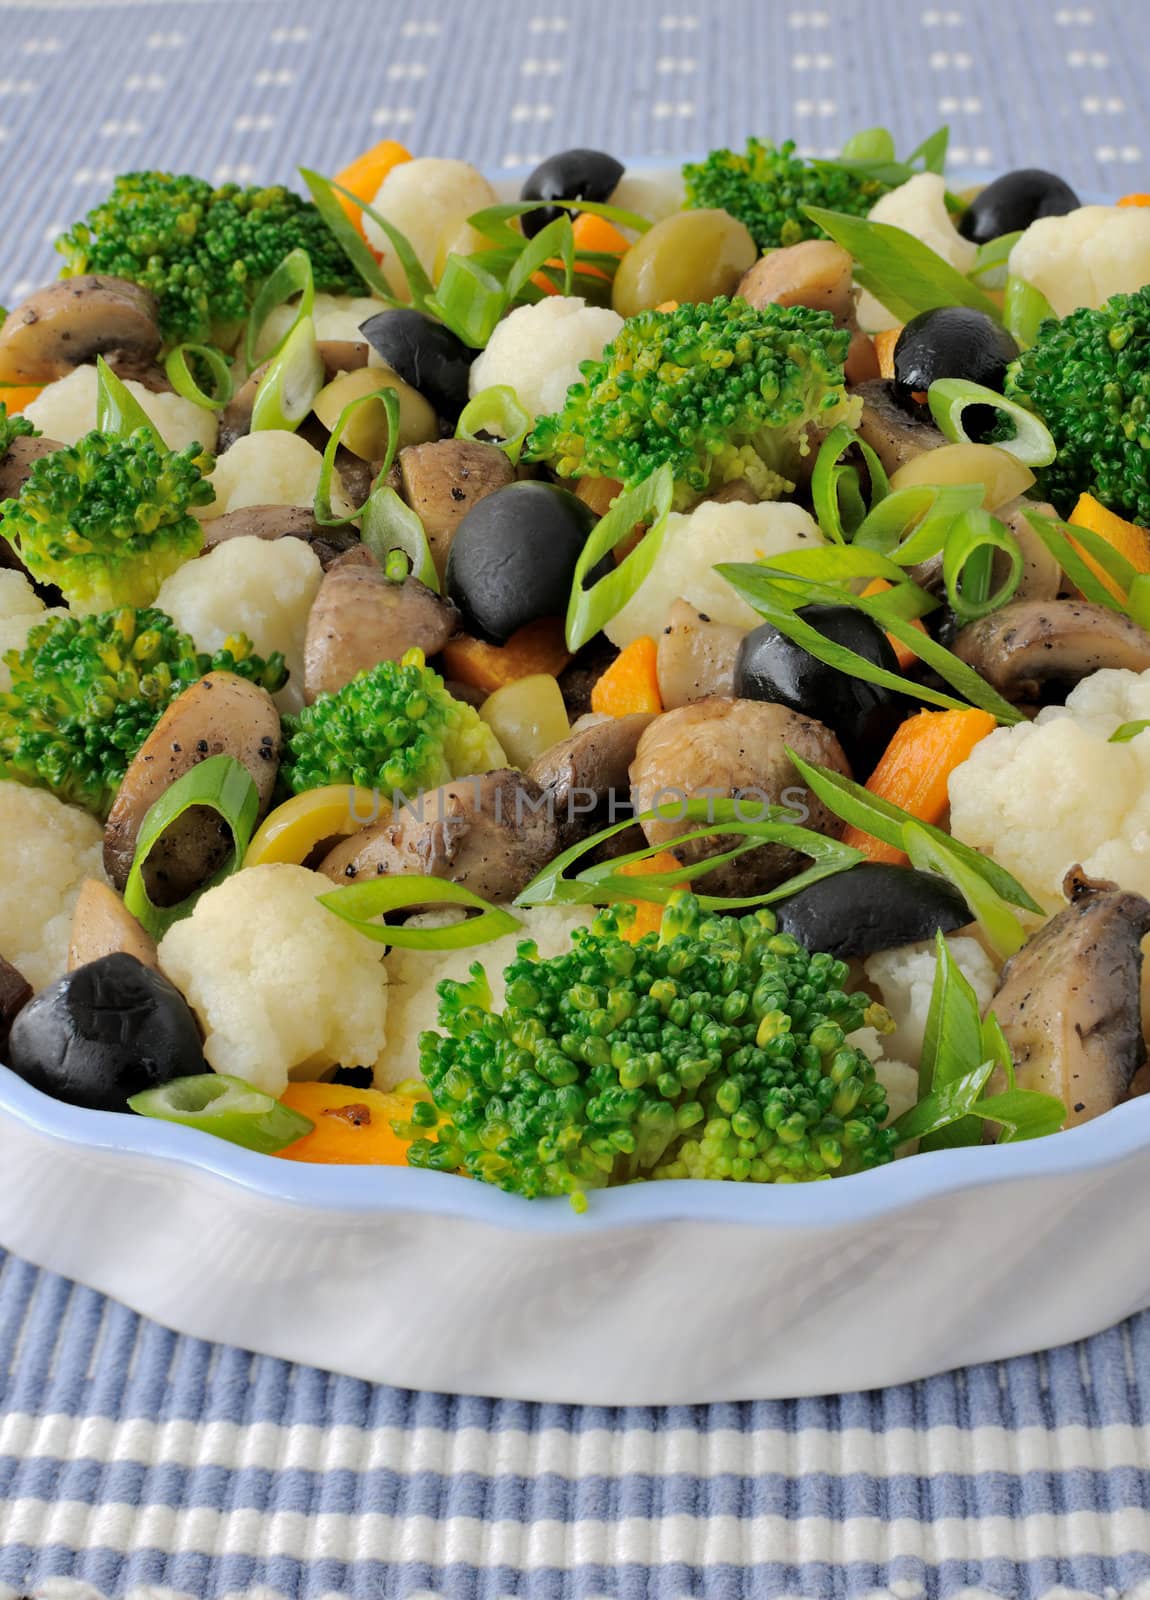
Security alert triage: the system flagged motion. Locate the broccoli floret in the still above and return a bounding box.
[405,894,896,1208]
[525,297,857,507]
[283,648,507,798]
[57,171,361,345]
[682,138,890,253]
[0,606,286,817]
[1002,285,1150,524]
[0,428,213,613]
[0,404,38,457]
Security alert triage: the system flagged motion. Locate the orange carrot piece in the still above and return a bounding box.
[332,140,412,238]
[1068,491,1150,601]
[274,1084,426,1166]
[841,707,997,865]
[591,634,663,717]
[531,210,632,293]
[1118,193,1150,207]
[615,851,689,942]
[0,385,42,414]
[441,617,571,697]
[872,326,902,381]
[860,577,928,670]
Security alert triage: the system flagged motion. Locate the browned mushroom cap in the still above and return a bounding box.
[0,277,162,386]
[303,546,459,703]
[67,879,158,972]
[217,339,373,453]
[656,599,744,710]
[103,672,281,896]
[528,712,654,843]
[319,769,560,903]
[628,697,850,896]
[0,954,31,1049]
[200,504,360,569]
[990,867,1150,1128]
[397,438,516,579]
[853,378,946,476]
[953,599,1150,702]
[738,240,856,323]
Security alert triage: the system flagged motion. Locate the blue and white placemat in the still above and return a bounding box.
[2,0,1150,1594]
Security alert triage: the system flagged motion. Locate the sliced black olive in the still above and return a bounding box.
[519,148,625,239]
[358,309,474,421]
[733,605,907,778]
[892,308,1019,437]
[7,953,206,1113]
[775,864,971,960]
[446,480,598,644]
[958,168,1080,246]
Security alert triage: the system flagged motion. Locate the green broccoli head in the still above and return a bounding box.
[405,893,896,1208]
[526,297,857,507]
[0,428,213,613]
[57,171,361,345]
[0,606,286,817]
[1002,284,1150,524]
[0,404,39,457]
[682,138,890,252]
[283,648,507,798]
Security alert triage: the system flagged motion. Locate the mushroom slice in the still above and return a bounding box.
[201,504,360,569]
[953,599,1150,702]
[68,878,158,972]
[103,671,281,896]
[853,378,946,475]
[656,599,744,709]
[397,439,516,580]
[0,277,161,386]
[319,769,560,903]
[992,497,1063,603]
[0,955,31,1049]
[990,867,1150,1127]
[303,547,459,703]
[628,697,850,896]
[528,712,654,843]
[738,240,856,323]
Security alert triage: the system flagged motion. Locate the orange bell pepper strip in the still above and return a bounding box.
[0,385,43,415]
[1068,491,1150,602]
[859,578,929,670]
[591,635,663,717]
[441,617,571,698]
[274,1083,429,1165]
[1118,194,1150,208]
[531,209,631,294]
[332,140,412,239]
[615,851,690,942]
[872,327,902,381]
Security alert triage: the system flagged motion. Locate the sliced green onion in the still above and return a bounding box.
[250,314,324,434]
[751,542,933,600]
[968,230,1023,289]
[506,214,575,301]
[425,253,508,347]
[456,385,532,463]
[360,485,439,592]
[787,753,1044,915]
[124,755,261,940]
[566,464,675,651]
[975,1087,1068,1143]
[313,385,401,527]
[1003,274,1056,348]
[165,343,235,411]
[942,506,1024,623]
[299,167,401,304]
[890,1059,996,1146]
[467,197,654,239]
[810,422,889,544]
[245,246,316,371]
[94,356,164,447]
[1022,509,1136,615]
[321,173,437,310]
[839,126,896,164]
[812,124,948,188]
[903,820,1027,961]
[1127,574,1150,632]
[851,481,984,564]
[515,796,864,913]
[927,378,1056,466]
[318,874,522,949]
[804,207,1002,324]
[916,929,988,1150]
[1109,719,1150,743]
[129,1074,314,1154]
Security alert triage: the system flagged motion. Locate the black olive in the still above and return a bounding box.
[775,864,971,960]
[7,954,206,1113]
[0,955,31,1052]
[358,309,474,421]
[446,480,598,644]
[892,308,1019,437]
[958,168,1080,246]
[733,605,907,778]
[519,148,625,238]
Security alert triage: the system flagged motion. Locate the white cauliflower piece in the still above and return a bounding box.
[363,158,499,298]
[949,666,1150,910]
[154,535,321,694]
[1008,205,1150,317]
[379,904,596,1087]
[608,169,686,239]
[468,297,623,424]
[0,573,68,693]
[254,294,389,364]
[23,364,218,454]
[0,783,105,992]
[202,432,352,521]
[858,174,978,330]
[863,936,1000,1070]
[157,864,388,1096]
[605,498,824,647]
[847,1025,920,1129]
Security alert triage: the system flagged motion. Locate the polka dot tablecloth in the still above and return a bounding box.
[2,1,1150,1597]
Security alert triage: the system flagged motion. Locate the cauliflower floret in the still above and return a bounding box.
[154,535,321,699]
[847,1024,919,1129]
[863,936,1000,1070]
[1008,205,1150,318]
[362,158,499,298]
[0,573,68,693]
[608,169,686,239]
[202,432,352,521]
[857,174,979,332]
[380,904,596,1087]
[0,782,105,992]
[605,498,823,647]
[469,296,623,424]
[157,864,388,1096]
[23,364,218,454]
[254,294,389,364]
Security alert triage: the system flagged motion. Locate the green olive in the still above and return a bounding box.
[611,209,758,318]
[312,366,438,460]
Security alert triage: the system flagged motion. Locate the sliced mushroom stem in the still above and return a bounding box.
[396,438,516,580]
[68,879,158,972]
[656,598,744,709]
